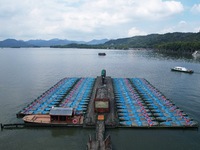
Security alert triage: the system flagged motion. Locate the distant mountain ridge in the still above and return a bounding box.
[102,32,200,52]
[26,39,78,47]
[1,32,200,53]
[104,32,200,48]
[0,39,32,47]
[0,38,109,47]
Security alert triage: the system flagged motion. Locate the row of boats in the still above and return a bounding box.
[17,78,95,117]
[113,78,198,127]
[58,78,95,115]
[18,76,198,128]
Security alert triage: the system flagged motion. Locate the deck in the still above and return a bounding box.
[87,121,112,150]
[84,76,117,127]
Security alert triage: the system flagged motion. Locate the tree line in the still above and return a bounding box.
[51,32,200,53]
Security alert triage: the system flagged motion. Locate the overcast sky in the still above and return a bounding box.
[0,0,200,41]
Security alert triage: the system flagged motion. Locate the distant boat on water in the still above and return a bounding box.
[171,66,194,74]
[98,52,106,56]
[192,51,200,57]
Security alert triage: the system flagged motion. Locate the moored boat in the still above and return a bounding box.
[171,66,194,74]
[23,107,83,126]
[98,52,106,56]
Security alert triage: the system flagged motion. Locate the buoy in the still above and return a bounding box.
[72,118,78,124]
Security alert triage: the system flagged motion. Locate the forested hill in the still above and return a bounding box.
[103,32,200,52]
[52,32,200,53]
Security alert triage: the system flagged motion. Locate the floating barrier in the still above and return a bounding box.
[113,78,198,128]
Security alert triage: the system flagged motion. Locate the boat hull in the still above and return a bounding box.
[23,115,83,126]
[171,68,193,74]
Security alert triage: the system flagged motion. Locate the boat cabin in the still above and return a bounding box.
[50,107,74,122]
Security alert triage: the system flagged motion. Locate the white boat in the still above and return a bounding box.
[171,66,194,74]
[192,51,200,57]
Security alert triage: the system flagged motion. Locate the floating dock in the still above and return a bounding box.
[16,77,198,128]
[114,78,198,128]
[17,77,95,118]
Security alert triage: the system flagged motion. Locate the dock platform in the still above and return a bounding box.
[16,77,198,128]
[87,120,112,150]
[84,76,117,127]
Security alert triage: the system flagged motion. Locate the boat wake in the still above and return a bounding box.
[193,72,200,74]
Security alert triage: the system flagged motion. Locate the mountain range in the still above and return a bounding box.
[1,32,200,52]
[0,38,109,47]
[104,32,200,48]
[102,32,200,52]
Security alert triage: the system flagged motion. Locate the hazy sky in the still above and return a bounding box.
[0,0,200,41]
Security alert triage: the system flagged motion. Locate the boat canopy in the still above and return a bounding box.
[50,107,73,116]
[174,66,187,71]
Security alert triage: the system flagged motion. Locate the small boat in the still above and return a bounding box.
[98,52,106,56]
[171,66,194,74]
[23,107,83,126]
[192,51,200,57]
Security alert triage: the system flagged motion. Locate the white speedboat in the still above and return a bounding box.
[171,66,194,74]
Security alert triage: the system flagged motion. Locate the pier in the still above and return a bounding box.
[87,120,112,150]
[84,76,117,127]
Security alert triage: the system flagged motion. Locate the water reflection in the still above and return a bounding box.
[116,49,200,63]
[150,50,200,63]
[50,128,83,137]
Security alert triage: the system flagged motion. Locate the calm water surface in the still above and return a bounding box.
[0,48,200,150]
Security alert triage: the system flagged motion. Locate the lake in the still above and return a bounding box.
[0,48,200,150]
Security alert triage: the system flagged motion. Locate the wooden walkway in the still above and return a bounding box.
[84,76,117,127]
[104,77,117,126]
[87,121,112,150]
